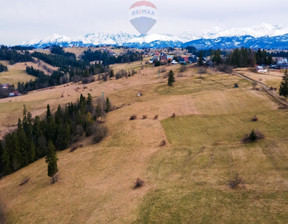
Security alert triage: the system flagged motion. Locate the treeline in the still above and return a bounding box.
[10,46,35,51]
[18,62,109,94]
[0,63,7,73]
[186,46,274,68]
[50,45,75,58]
[221,48,272,67]
[31,51,85,71]
[226,48,256,67]
[0,46,33,65]
[186,47,215,57]
[0,46,142,96]
[0,94,110,176]
[82,49,143,66]
[18,67,63,93]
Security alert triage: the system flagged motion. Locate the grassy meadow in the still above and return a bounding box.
[0,63,288,223]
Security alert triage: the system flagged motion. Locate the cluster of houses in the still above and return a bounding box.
[148,52,198,65]
[275,58,288,69]
[8,91,21,97]
[265,58,288,71]
[0,83,21,97]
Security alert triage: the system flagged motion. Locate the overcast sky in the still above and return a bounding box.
[0,0,288,45]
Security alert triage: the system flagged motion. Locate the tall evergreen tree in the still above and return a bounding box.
[46,104,51,121]
[86,93,93,113]
[279,70,288,99]
[168,70,175,87]
[45,140,58,179]
[105,97,111,113]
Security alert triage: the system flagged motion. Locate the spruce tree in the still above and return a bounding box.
[249,130,257,142]
[46,104,51,121]
[168,70,175,87]
[45,140,58,180]
[105,97,111,113]
[87,93,93,113]
[279,70,288,99]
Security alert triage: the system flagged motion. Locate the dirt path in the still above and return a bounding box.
[234,72,288,107]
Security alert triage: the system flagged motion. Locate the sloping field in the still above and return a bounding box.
[0,61,35,86]
[0,60,57,86]
[0,65,288,223]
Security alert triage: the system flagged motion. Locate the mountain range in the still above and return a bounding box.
[21,23,288,49]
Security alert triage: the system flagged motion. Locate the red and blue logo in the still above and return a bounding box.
[129,1,157,35]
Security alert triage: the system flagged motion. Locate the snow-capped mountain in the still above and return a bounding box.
[21,23,288,49]
[199,23,288,39]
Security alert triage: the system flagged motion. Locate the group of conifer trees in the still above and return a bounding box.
[0,46,33,65]
[82,49,143,66]
[0,94,110,177]
[224,48,273,67]
[0,63,7,73]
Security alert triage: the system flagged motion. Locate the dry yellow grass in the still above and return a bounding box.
[0,63,288,223]
[235,68,284,89]
[0,59,58,87]
[0,63,35,86]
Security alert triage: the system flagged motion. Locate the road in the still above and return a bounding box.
[234,72,288,107]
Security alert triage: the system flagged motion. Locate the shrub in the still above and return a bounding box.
[234,83,239,88]
[154,115,159,120]
[102,73,108,82]
[171,113,176,118]
[159,140,166,147]
[217,64,233,73]
[142,115,147,120]
[251,115,258,122]
[70,144,83,153]
[116,69,127,80]
[243,129,264,143]
[130,115,137,120]
[131,70,137,75]
[93,125,108,144]
[82,76,95,84]
[133,178,144,189]
[71,75,82,83]
[180,65,187,72]
[228,173,243,189]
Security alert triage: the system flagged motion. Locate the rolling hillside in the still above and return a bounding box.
[0,62,288,223]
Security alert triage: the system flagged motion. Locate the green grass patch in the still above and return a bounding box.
[155,74,250,96]
[135,188,288,224]
[161,110,288,146]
